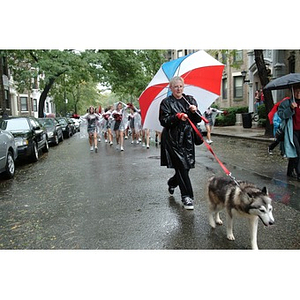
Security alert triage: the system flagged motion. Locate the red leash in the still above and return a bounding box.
[187,118,239,184]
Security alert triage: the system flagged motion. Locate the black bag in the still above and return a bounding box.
[193,123,203,145]
[275,127,284,141]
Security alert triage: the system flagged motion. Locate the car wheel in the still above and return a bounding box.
[54,134,59,145]
[31,141,39,162]
[253,114,259,122]
[4,151,15,179]
[43,139,49,153]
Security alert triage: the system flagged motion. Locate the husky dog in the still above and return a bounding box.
[207,176,274,250]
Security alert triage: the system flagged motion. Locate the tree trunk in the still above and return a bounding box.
[38,70,66,118]
[0,56,7,116]
[38,77,55,118]
[254,50,273,137]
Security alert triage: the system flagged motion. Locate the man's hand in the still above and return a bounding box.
[291,102,297,109]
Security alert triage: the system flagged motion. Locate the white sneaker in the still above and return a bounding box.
[90,146,93,151]
[109,141,113,146]
[95,146,98,153]
[182,197,194,210]
[206,139,213,144]
[120,146,124,151]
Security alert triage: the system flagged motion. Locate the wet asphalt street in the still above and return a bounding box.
[0,125,300,250]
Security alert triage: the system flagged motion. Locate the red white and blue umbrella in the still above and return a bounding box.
[139,50,224,131]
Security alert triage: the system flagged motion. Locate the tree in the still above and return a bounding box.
[97,50,167,101]
[254,50,273,136]
[6,50,100,117]
[51,76,101,115]
[0,54,6,116]
[5,49,167,117]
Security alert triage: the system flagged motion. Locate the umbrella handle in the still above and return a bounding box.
[182,95,205,120]
[292,87,296,102]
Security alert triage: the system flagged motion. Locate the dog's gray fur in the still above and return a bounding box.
[207,176,274,250]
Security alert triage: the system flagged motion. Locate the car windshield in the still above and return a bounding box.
[0,118,30,131]
[57,119,67,125]
[40,119,54,127]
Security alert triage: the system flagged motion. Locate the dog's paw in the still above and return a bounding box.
[208,216,216,228]
[215,218,223,226]
[227,233,235,241]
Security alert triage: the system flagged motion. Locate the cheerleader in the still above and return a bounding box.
[204,107,223,144]
[112,102,128,151]
[128,103,142,145]
[95,106,103,142]
[81,106,101,152]
[102,105,114,146]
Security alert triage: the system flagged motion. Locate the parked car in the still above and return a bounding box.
[0,117,49,162]
[66,118,76,135]
[0,128,18,179]
[39,118,63,145]
[56,117,72,138]
[71,118,81,132]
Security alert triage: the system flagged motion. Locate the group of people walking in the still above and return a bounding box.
[81,102,161,152]
[81,76,216,211]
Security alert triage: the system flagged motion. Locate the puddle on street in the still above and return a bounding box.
[268,178,300,211]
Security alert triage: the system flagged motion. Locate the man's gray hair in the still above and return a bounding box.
[169,76,184,87]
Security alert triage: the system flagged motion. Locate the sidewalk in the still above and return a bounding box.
[212,124,273,142]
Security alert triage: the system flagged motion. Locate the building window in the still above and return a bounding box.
[1,56,8,76]
[4,89,10,109]
[234,76,243,98]
[177,50,183,57]
[32,99,38,112]
[233,50,243,63]
[20,97,28,111]
[222,78,227,99]
[221,52,227,64]
[288,52,295,73]
[32,77,38,89]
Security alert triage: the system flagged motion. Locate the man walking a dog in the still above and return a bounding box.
[159,76,202,210]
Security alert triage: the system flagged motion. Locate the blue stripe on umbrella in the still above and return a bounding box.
[162,53,192,80]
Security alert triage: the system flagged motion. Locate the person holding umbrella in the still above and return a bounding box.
[159,76,202,210]
[277,85,300,179]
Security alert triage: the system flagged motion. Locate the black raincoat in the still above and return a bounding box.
[159,94,202,169]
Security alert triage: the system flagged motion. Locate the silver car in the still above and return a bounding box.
[0,128,17,179]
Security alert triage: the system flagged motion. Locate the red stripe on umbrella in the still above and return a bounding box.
[181,65,224,95]
[139,83,169,123]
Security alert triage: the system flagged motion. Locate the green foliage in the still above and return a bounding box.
[257,103,267,119]
[258,118,267,127]
[97,50,167,99]
[4,49,168,115]
[215,106,248,126]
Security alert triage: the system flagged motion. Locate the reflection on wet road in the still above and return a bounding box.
[0,131,299,250]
